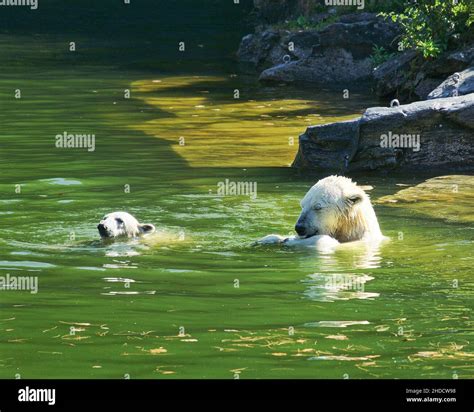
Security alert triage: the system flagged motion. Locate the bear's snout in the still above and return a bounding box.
[295,223,306,236]
[97,223,108,237]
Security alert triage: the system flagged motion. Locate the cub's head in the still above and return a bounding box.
[295,175,381,243]
[97,211,155,239]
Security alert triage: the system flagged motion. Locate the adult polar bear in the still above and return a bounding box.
[256,176,384,249]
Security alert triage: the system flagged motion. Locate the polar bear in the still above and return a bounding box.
[97,211,155,239]
[256,175,384,248]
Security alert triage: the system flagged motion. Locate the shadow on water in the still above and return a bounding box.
[0,0,254,72]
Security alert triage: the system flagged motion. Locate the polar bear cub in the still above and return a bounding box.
[97,211,155,239]
[256,175,383,247]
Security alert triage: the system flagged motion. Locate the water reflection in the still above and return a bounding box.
[302,273,379,302]
[318,241,384,271]
[302,241,384,302]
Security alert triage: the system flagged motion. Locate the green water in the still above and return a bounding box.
[1,32,473,379]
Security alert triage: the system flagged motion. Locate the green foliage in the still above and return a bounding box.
[312,14,340,31]
[278,15,312,30]
[380,0,472,59]
[278,14,339,31]
[370,45,395,67]
[275,0,473,59]
[468,1,474,26]
[296,15,311,29]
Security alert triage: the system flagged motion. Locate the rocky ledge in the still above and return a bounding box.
[238,12,400,84]
[292,93,474,172]
[374,46,474,101]
[375,175,474,224]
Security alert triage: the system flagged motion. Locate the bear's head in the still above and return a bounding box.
[97,211,155,239]
[295,175,382,243]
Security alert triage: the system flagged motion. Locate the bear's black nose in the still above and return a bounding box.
[97,223,107,235]
[295,223,306,236]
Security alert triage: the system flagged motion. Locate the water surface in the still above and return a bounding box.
[0,33,473,379]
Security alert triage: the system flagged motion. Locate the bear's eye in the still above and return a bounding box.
[115,218,124,224]
[314,205,323,211]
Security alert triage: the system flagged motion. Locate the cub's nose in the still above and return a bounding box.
[97,223,105,230]
[295,223,306,236]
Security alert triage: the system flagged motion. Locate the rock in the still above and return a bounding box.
[424,46,474,77]
[375,175,474,223]
[338,12,378,24]
[373,45,474,101]
[373,51,418,98]
[239,12,399,84]
[292,119,360,171]
[237,28,319,70]
[414,78,443,101]
[318,14,400,59]
[259,48,373,84]
[285,30,320,60]
[427,67,474,99]
[293,94,474,172]
[237,30,281,68]
[411,46,474,100]
[353,94,474,170]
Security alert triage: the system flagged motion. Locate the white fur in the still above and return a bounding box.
[97,211,155,239]
[255,175,384,248]
[256,233,340,252]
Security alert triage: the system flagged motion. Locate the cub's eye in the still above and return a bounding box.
[314,205,322,211]
[115,218,124,224]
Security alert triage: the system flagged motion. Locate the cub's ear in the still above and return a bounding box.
[347,194,363,205]
[139,223,155,235]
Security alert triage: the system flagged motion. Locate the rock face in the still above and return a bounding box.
[237,28,320,70]
[293,93,474,172]
[374,46,474,101]
[259,48,373,83]
[426,46,474,77]
[318,14,398,59]
[238,13,399,84]
[292,119,360,170]
[373,51,418,98]
[428,67,474,99]
[237,30,283,68]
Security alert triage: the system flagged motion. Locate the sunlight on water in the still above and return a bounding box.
[129,75,373,167]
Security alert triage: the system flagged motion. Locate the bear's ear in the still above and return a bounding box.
[347,194,363,205]
[139,223,155,235]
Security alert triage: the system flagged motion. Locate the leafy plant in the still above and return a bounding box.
[380,0,472,58]
[370,45,395,67]
[279,14,339,31]
[467,0,474,26]
[296,15,310,29]
[278,15,312,30]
